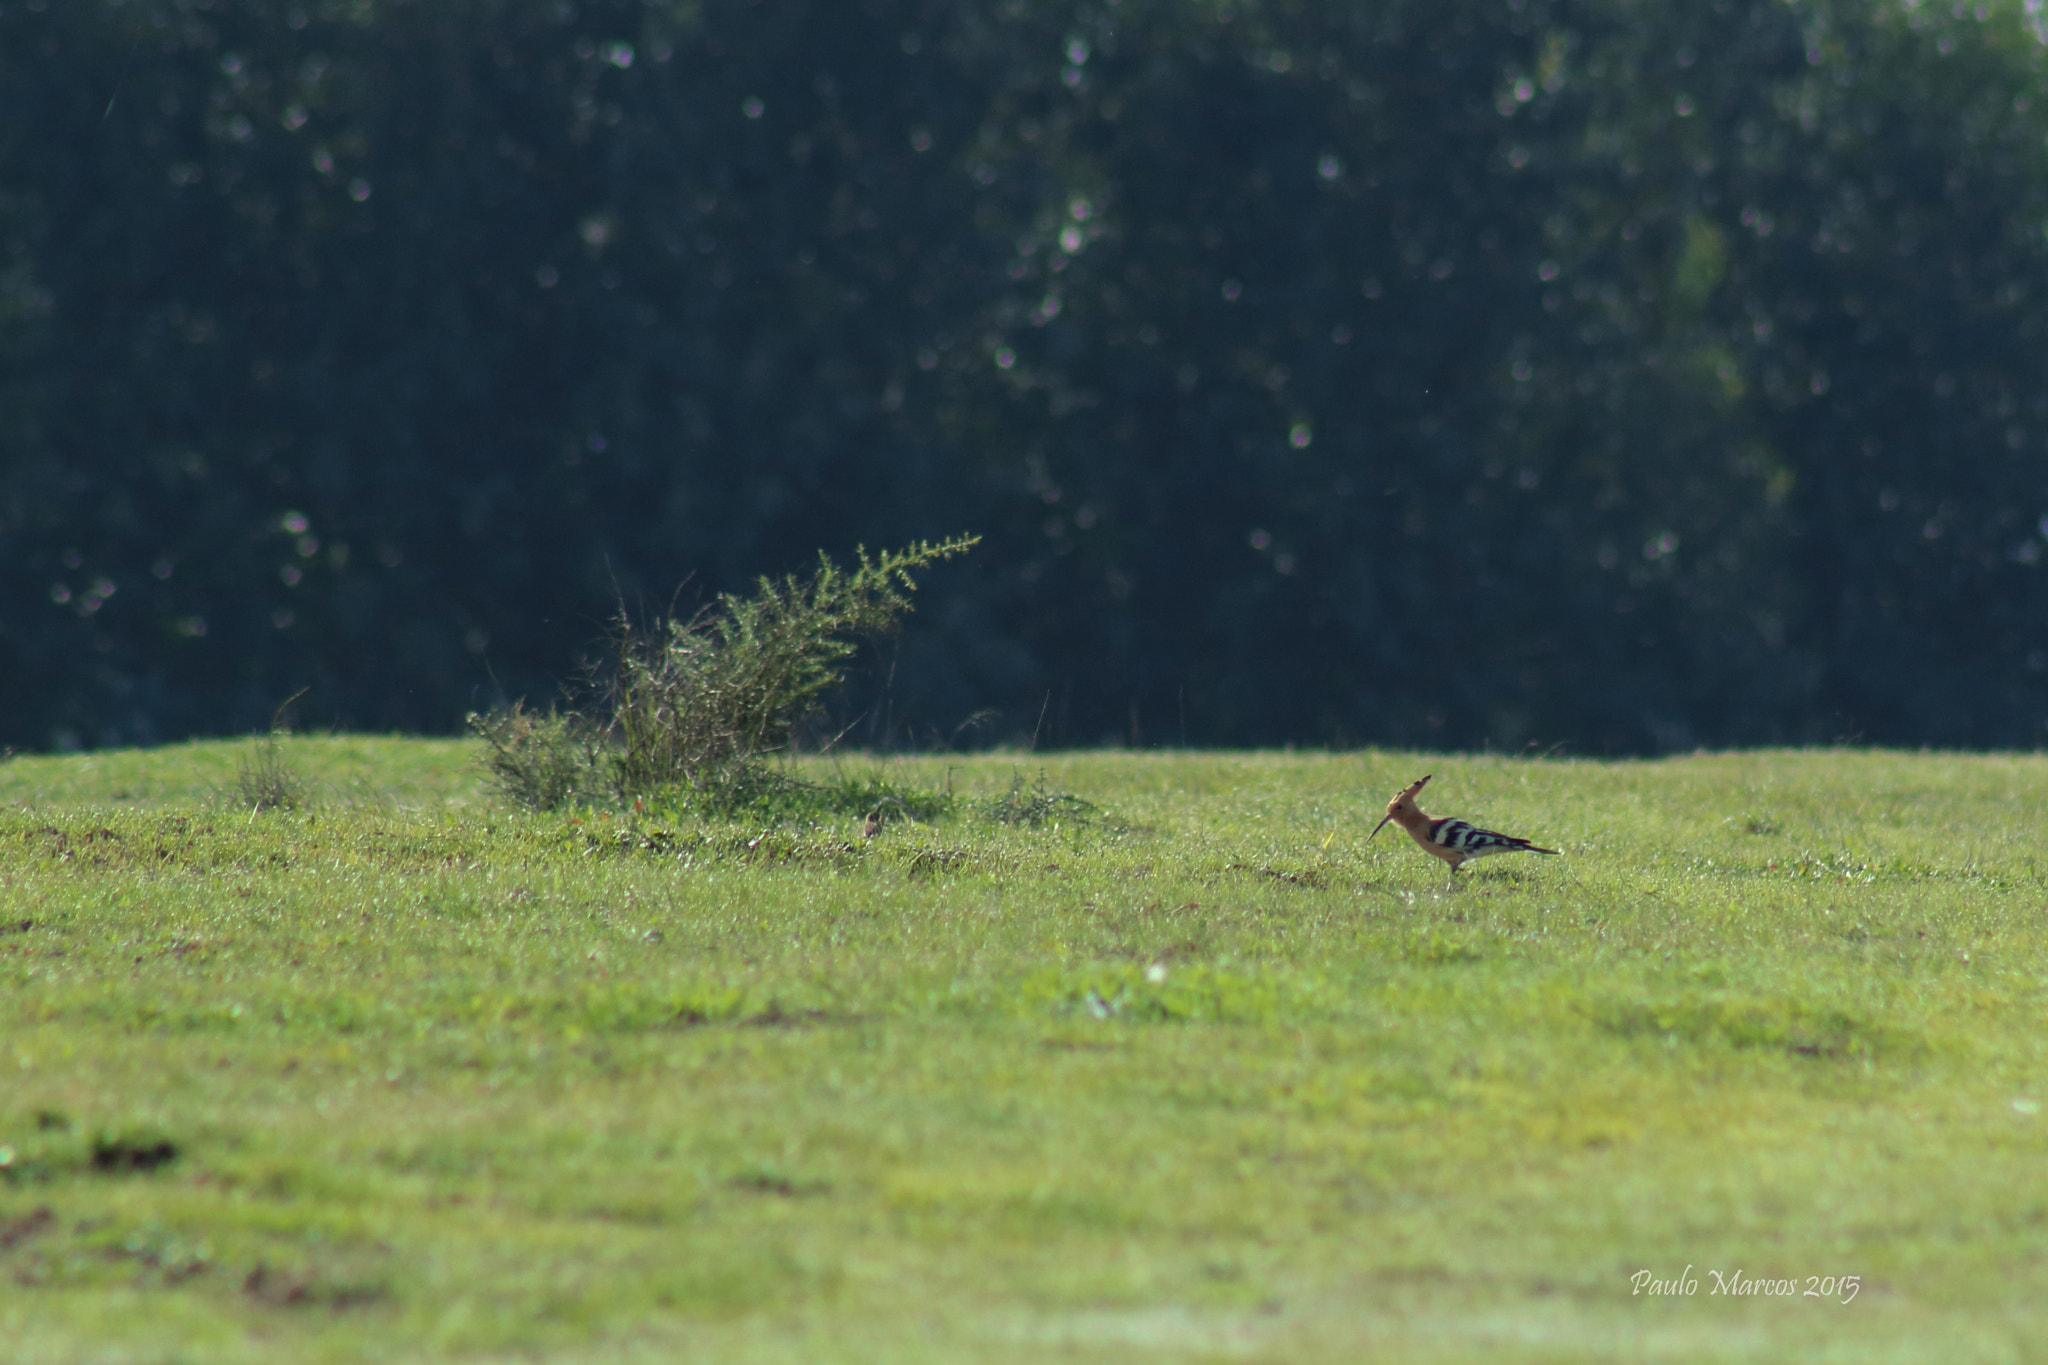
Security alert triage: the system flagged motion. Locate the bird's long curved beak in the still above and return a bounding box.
[1370,812,1394,840]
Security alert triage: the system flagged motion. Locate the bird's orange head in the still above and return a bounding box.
[1370,774,1432,839]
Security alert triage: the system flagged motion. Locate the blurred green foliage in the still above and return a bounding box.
[5,0,2048,752]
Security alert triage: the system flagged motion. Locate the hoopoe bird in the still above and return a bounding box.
[1370,774,1558,874]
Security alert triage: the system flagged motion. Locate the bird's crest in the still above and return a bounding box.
[1370,773,1432,839]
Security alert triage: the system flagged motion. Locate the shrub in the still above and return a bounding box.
[471,536,978,811]
[470,701,605,812]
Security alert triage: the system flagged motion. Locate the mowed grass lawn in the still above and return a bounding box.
[2,740,2045,1364]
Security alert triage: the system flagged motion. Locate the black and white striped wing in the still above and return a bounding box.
[1426,818,1547,858]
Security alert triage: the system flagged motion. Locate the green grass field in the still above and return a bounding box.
[2,738,2045,1363]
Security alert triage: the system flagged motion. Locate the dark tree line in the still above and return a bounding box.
[4,0,2048,753]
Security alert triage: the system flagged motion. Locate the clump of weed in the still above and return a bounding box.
[89,1131,179,1174]
[660,769,962,836]
[728,1163,830,1198]
[235,692,310,812]
[1589,993,1920,1060]
[471,701,606,811]
[471,537,978,813]
[236,735,306,812]
[243,1260,390,1310]
[983,770,1097,828]
[802,773,954,825]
